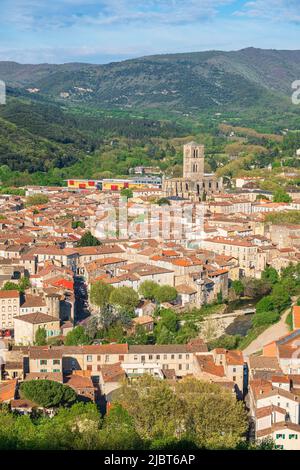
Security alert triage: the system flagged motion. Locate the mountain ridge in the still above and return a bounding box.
[0,48,300,112]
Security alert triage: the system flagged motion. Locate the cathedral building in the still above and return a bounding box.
[163,142,223,201]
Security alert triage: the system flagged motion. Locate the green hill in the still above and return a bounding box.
[0,115,82,173]
[0,96,189,178]
[0,48,300,183]
[1,48,300,111]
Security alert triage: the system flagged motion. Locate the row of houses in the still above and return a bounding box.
[247,307,300,449]
[1,339,246,404]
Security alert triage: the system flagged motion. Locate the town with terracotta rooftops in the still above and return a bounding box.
[1,140,300,452]
[2,3,300,453]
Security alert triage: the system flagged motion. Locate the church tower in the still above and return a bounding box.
[162,141,222,200]
[183,142,205,181]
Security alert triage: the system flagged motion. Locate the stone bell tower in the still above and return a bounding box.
[183,142,205,181]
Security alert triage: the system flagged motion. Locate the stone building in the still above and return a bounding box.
[0,290,20,330]
[163,142,223,201]
[14,313,61,345]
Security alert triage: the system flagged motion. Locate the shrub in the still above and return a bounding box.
[139,281,159,300]
[78,231,101,247]
[252,310,280,328]
[26,194,49,206]
[154,285,177,304]
[20,380,77,408]
[255,296,274,313]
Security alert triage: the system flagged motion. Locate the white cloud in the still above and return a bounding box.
[235,0,300,23]
[0,45,139,63]
[4,1,300,33]
[91,0,235,25]
[1,0,236,30]
[1,0,300,64]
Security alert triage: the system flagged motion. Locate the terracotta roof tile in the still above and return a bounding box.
[0,290,19,299]
[16,313,59,325]
[293,306,300,330]
[0,379,17,402]
[100,362,125,383]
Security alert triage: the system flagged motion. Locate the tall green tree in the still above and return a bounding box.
[271,284,291,312]
[139,280,159,300]
[116,376,248,448]
[19,276,31,293]
[35,327,47,346]
[104,322,126,343]
[175,321,199,344]
[154,285,177,304]
[273,188,292,203]
[256,295,275,314]
[154,309,180,344]
[231,280,244,297]
[155,325,175,345]
[176,379,248,449]
[65,326,90,346]
[129,324,149,345]
[115,375,185,441]
[109,287,139,314]
[158,309,178,332]
[261,266,279,285]
[90,281,114,311]
[20,380,76,408]
[120,188,133,199]
[78,231,101,247]
[99,404,143,450]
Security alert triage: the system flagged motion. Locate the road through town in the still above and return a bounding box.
[243,307,291,357]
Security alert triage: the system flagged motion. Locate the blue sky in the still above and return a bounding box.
[0,0,299,64]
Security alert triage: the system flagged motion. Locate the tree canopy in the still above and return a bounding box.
[138,280,159,300]
[2,276,31,293]
[273,188,292,203]
[231,280,244,297]
[261,266,279,285]
[0,390,270,450]
[65,326,90,346]
[77,231,101,247]
[115,376,248,449]
[153,285,177,304]
[19,380,77,408]
[90,281,114,310]
[35,327,47,346]
[154,308,178,344]
[2,281,19,291]
[109,286,140,314]
[72,220,85,229]
[120,188,133,199]
[26,194,49,206]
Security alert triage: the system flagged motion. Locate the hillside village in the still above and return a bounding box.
[1,142,300,449]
